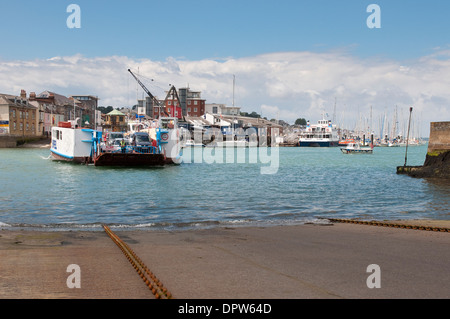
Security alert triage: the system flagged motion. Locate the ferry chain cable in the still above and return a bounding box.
[103,225,173,299]
[327,218,450,233]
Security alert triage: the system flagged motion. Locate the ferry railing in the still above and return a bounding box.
[132,146,159,154]
[100,145,160,155]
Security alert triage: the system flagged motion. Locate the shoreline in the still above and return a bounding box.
[16,138,51,149]
[1,218,449,234]
[1,220,449,299]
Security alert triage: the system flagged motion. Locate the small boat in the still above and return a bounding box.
[207,140,255,148]
[338,138,356,146]
[340,143,373,154]
[183,139,205,148]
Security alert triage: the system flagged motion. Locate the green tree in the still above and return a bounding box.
[98,106,114,114]
[295,118,307,125]
[240,111,262,118]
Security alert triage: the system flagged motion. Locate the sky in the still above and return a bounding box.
[1,0,450,136]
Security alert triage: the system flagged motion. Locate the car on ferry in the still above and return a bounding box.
[111,138,130,152]
[104,132,126,146]
[131,132,152,147]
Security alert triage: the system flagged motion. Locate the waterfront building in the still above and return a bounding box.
[137,96,154,118]
[104,109,127,132]
[205,103,241,116]
[0,89,100,142]
[31,91,74,121]
[43,104,64,137]
[180,88,205,118]
[70,95,99,129]
[30,91,98,129]
[28,99,47,136]
[0,91,38,138]
[29,91,71,136]
[182,112,283,145]
[157,87,205,119]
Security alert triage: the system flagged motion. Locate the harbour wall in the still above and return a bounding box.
[397,121,450,179]
[0,136,45,148]
[426,121,450,156]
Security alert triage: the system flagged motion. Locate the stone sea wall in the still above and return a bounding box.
[397,121,450,179]
[0,136,45,148]
[427,121,450,156]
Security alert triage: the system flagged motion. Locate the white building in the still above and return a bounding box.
[205,103,241,116]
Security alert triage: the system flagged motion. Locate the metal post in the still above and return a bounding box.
[404,107,413,167]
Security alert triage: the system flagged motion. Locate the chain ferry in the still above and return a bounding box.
[50,117,181,166]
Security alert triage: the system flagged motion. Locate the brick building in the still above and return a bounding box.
[153,87,206,119]
[180,88,205,118]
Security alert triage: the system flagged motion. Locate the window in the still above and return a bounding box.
[26,123,29,131]
[188,101,191,105]
[187,107,191,112]
[26,112,29,120]
[13,122,16,130]
[167,108,171,113]
[168,101,172,105]
[194,101,198,105]
[12,110,16,118]
[212,106,218,114]
[20,123,23,130]
[194,107,198,113]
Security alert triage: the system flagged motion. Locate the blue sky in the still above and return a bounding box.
[1,0,449,61]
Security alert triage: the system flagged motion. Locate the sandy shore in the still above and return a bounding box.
[1,220,449,299]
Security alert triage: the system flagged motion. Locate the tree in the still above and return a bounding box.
[240,111,261,118]
[295,118,307,126]
[98,106,114,114]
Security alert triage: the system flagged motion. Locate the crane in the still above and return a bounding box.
[128,68,169,118]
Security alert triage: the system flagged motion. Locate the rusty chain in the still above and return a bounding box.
[103,225,173,299]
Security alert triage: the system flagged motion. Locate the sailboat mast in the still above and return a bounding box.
[232,74,235,107]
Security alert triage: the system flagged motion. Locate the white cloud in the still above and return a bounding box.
[1,51,449,136]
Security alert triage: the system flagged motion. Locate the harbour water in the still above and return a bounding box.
[0,144,449,231]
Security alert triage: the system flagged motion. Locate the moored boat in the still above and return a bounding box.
[340,143,373,154]
[338,138,356,146]
[299,114,339,147]
[183,139,205,148]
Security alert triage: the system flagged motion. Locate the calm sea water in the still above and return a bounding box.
[0,144,449,231]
